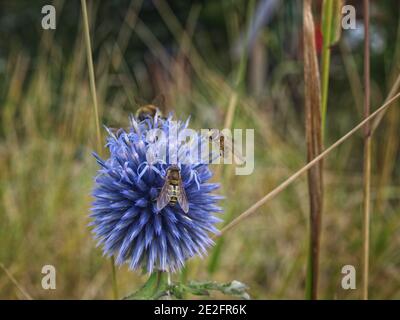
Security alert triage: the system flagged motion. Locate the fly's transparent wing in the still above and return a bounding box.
[156,181,172,211]
[208,131,223,156]
[177,180,189,213]
[222,135,245,164]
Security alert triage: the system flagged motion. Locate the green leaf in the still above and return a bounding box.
[169,283,209,298]
[181,280,250,300]
[125,276,250,300]
[206,280,250,300]
[330,0,344,45]
[322,0,343,47]
[219,280,251,300]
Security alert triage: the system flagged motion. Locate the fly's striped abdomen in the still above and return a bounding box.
[168,181,180,206]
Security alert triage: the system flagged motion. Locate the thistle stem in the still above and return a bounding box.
[110,256,119,300]
[166,271,172,299]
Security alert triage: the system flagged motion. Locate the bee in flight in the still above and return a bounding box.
[156,165,189,213]
[207,129,245,164]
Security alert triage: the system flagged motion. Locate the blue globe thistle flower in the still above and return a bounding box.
[90,114,223,273]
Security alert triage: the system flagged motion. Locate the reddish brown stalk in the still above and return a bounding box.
[303,0,324,300]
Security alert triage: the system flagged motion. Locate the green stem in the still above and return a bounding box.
[320,0,333,141]
[124,270,168,300]
[151,271,169,299]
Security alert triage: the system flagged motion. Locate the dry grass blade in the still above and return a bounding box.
[371,72,400,132]
[0,263,33,300]
[80,0,102,154]
[215,91,400,237]
[303,0,324,300]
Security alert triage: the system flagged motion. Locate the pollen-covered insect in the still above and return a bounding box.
[135,95,165,122]
[156,165,189,213]
[208,130,245,164]
[136,104,160,121]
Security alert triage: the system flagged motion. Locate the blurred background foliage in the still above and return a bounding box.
[0,0,399,299]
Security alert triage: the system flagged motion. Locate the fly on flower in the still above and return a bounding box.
[90,113,223,273]
[156,164,189,213]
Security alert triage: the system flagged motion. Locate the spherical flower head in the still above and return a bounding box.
[90,114,223,273]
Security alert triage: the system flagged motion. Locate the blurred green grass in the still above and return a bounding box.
[0,0,399,299]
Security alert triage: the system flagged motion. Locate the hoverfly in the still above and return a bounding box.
[207,129,245,164]
[156,165,189,213]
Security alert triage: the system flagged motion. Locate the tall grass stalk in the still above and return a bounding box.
[215,92,400,238]
[80,0,118,300]
[303,0,323,300]
[81,0,101,153]
[362,0,371,300]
